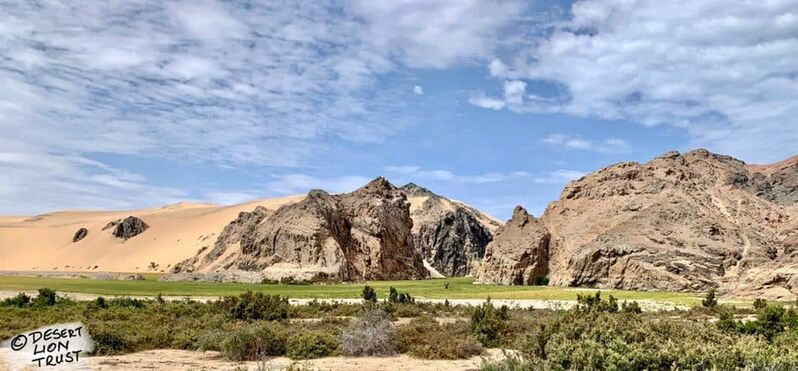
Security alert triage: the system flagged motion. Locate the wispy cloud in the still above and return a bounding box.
[413,85,424,95]
[0,0,523,213]
[264,174,373,195]
[469,0,798,163]
[533,170,585,184]
[543,134,631,153]
[385,165,529,184]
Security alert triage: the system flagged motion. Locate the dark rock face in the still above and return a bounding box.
[105,216,149,240]
[169,177,428,282]
[72,228,88,243]
[400,183,499,276]
[475,206,550,285]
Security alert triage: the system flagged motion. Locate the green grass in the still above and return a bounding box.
[0,275,713,306]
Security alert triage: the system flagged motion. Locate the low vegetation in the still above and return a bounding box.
[1,286,796,369]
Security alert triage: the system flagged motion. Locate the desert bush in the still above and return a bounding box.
[94,296,108,309]
[754,298,768,310]
[388,287,414,304]
[479,352,533,371]
[108,297,146,308]
[286,330,339,359]
[702,288,718,308]
[394,315,483,359]
[34,288,57,306]
[576,291,618,313]
[471,301,509,347]
[2,292,31,308]
[341,310,394,356]
[361,285,377,302]
[216,291,289,321]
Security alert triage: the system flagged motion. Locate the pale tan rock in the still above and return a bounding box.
[475,206,549,285]
[542,149,798,299]
[167,177,429,282]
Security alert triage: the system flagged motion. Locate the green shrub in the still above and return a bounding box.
[361,285,377,302]
[471,301,509,347]
[753,298,768,310]
[702,288,718,308]
[2,292,31,308]
[395,316,483,359]
[216,291,289,321]
[95,296,108,309]
[109,297,146,308]
[388,287,414,304]
[34,288,57,306]
[286,330,339,359]
[534,276,549,286]
[576,291,618,313]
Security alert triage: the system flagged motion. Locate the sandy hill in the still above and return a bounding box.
[0,196,304,273]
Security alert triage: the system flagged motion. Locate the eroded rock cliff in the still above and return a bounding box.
[475,206,549,285]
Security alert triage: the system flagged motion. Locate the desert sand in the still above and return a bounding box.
[0,196,303,273]
[82,348,509,371]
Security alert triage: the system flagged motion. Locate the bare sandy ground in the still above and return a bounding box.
[87,348,509,371]
[0,348,508,371]
[0,196,303,273]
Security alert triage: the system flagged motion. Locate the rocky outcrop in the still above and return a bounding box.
[475,206,550,285]
[400,183,500,276]
[72,228,88,243]
[166,177,428,282]
[170,206,271,275]
[104,216,149,240]
[541,149,798,299]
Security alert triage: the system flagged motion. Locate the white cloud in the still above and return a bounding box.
[0,0,523,213]
[471,0,798,163]
[350,0,523,68]
[468,94,506,110]
[413,85,424,95]
[265,174,373,195]
[543,134,631,153]
[385,166,528,184]
[533,169,585,184]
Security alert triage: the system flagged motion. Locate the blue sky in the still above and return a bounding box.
[1,0,796,219]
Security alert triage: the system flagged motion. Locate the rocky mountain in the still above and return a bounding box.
[167,178,429,282]
[475,206,550,285]
[400,183,501,276]
[540,149,798,299]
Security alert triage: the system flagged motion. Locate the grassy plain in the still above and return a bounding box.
[0,275,717,306]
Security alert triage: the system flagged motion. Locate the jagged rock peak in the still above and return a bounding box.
[400,182,436,197]
[657,150,681,159]
[511,205,529,220]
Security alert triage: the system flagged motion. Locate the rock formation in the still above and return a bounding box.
[104,216,149,240]
[541,149,798,299]
[166,177,428,282]
[475,206,550,285]
[400,183,501,276]
[72,228,88,243]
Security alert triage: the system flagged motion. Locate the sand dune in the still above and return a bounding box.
[0,196,304,273]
